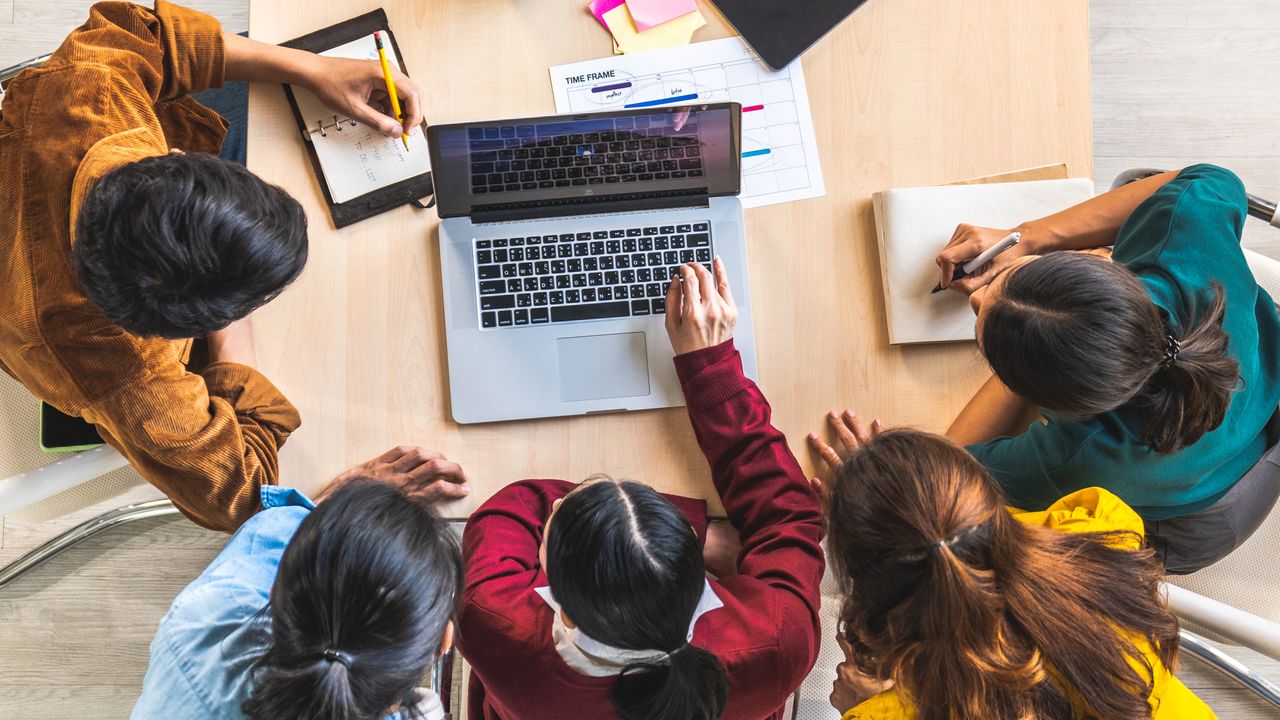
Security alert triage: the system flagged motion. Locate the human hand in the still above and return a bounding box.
[206,316,257,367]
[325,446,469,502]
[703,520,742,580]
[806,410,881,501]
[301,56,424,138]
[665,258,737,355]
[830,632,895,714]
[935,224,1032,295]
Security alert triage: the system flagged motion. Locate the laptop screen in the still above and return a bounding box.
[429,103,741,218]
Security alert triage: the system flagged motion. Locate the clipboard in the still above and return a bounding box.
[280,10,434,229]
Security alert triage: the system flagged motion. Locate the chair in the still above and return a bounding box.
[1113,168,1280,708]
[0,55,178,589]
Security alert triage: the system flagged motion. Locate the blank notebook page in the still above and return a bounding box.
[872,178,1096,345]
[290,35,430,204]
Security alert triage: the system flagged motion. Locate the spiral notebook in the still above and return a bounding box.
[282,11,433,228]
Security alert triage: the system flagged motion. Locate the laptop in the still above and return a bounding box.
[428,103,758,424]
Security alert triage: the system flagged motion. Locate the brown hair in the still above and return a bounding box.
[827,430,1180,720]
[981,252,1239,453]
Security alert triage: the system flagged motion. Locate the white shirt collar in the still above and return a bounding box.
[534,581,723,678]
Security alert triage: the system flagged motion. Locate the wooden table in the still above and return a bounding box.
[246,0,1092,515]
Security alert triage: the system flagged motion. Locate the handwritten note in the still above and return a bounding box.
[625,0,699,31]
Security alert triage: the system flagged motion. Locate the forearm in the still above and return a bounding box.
[1017,170,1180,254]
[221,31,316,87]
[946,374,1041,446]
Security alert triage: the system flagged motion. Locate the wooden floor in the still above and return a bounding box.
[2,1,1280,718]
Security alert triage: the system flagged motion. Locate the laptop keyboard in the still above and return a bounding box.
[475,222,713,329]
[467,117,703,195]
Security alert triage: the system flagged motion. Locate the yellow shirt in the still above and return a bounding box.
[841,488,1216,720]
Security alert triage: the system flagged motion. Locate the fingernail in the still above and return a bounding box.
[873,418,883,428]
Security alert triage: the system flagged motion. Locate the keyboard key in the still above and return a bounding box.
[514,309,530,325]
[481,311,497,328]
[687,233,710,247]
[571,274,588,288]
[659,226,675,234]
[567,259,583,273]
[523,278,538,291]
[518,263,534,276]
[565,289,581,303]
[677,224,692,233]
[696,248,711,263]
[533,292,549,306]
[637,268,652,283]
[651,298,666,314]
[609,229,626,238]
[479,280,505,295]
[497,310,514,327]
[693,222,708,232]
[550,290,565,304]
[582,288,597,303]
[556,276,571,289]
[550,300,632,323]
[626,227,643,237]
[481,295,516,310]
[531,308,549,323]
[646,283,664,298]
[509,247,524,260]
[493,248,509,262]
[507,279,522,292]
[517,294,532,308]
[631,300,651,316]
[478,265,500,280]
[643,227,659,235]
[501,264,517,278]
[599,287,613,301]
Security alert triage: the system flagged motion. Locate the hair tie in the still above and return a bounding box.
[322,648,353,669]
[665,643,691,661]
[1162,332,1181,368]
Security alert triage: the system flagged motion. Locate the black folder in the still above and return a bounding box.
[280,10,433,228]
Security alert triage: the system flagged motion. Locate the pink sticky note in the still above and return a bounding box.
[588,0,627,28]
[624,0,699,31]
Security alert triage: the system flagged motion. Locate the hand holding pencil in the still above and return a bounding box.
[295,36,423,142]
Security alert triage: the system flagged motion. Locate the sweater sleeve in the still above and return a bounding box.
[83,360,300,533]
[46,1,226,102]
[673,339,826,676]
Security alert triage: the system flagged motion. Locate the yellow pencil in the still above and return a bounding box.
[373,31,410,151]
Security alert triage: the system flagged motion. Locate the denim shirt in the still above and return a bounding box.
[131,486,315,720]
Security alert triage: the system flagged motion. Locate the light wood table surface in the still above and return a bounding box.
[245,0,1092,516]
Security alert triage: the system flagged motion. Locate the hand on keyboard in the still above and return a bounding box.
[665,257,737,355]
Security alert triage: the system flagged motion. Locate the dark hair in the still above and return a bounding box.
[242,480,460,720]
[827,429,1181,720]
[73,152,308,339]
[982,252,1239,453]
[546,478,728,720]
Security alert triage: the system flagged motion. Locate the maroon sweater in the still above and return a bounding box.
[457,340,825,720]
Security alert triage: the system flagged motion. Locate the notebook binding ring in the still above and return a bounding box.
[312,115,358,137]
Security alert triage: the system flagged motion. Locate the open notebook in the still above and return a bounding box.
[287,34,430,204]
[872,177,1096,345]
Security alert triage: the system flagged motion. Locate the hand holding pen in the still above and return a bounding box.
[934,225,1029,295]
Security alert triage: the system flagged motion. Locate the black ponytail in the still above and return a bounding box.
[983,253,1239,453]
[547,478,729,720]
[242,480,461,720]
[613,646,729,720]
[1137,286,1239,452]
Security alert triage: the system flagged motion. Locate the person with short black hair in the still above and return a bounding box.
[0,2,424,531]
[458,260,825,720]
[131,445,468,720]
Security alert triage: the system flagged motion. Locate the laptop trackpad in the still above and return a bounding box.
[556,333,651,402]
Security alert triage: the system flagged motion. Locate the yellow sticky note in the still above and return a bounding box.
[602,4,706,54]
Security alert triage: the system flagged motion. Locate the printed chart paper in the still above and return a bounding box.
[550,37,825,208]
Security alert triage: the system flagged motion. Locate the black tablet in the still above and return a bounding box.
[710,0,870,70]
